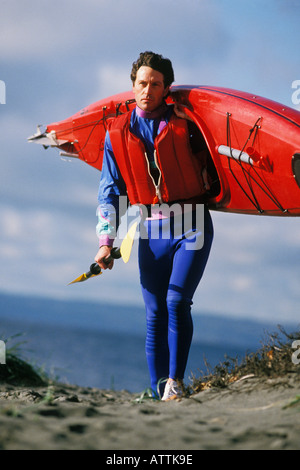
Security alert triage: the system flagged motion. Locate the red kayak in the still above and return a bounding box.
[28,85,300,216]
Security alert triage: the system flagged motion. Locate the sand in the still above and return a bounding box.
[0,372,299,451]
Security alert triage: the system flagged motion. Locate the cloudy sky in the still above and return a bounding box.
[1,0,300,326]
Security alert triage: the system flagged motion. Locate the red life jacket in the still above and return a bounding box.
[108,110,206,205]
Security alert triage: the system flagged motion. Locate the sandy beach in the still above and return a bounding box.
[0,371,299,451]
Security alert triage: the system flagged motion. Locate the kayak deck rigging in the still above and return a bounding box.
[224,113,287,214]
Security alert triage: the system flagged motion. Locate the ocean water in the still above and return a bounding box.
[0,292,297,393]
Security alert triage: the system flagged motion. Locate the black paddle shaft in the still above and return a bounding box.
[89,247,121,275]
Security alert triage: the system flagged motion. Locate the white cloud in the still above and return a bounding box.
[1,207,21,238]
[0,0,226,65]
[0,199,299,324]
[1,0,300,328]
[191,210,300,323]
[231,275,254,292]
[0,201,141,302]
[95,65,131,102]
[0,0,114,61]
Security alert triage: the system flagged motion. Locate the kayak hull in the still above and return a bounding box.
[28,86,300,216]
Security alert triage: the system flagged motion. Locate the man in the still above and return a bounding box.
[95,51,213,400]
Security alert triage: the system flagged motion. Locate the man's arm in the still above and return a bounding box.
[95,131,127,270]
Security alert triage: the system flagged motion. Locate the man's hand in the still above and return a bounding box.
[94,245,114,270]
[202,167,211,191]
[174,104,193,121]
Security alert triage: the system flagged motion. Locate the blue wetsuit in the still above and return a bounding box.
[97,106,214,396]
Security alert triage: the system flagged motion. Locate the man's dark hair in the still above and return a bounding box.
[130,51,175,88]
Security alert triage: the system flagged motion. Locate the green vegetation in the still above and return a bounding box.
[0,334,48,387]
[134,326,300,402]
[188,326,300,394]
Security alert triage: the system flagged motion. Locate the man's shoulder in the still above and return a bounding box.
[108,110,132,131]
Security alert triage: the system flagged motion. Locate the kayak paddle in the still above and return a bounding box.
[68,219,139,285]
[120,220,138,263]
[68,247,121,285]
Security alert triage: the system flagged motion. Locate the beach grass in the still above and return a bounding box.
[188,325,300,395]
[0,334,48,387]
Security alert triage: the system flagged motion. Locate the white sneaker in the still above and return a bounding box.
[161,379,184,401]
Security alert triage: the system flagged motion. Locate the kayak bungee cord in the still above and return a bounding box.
[226,113,263,213]
[226,113,287,213]
[58,99,137,162]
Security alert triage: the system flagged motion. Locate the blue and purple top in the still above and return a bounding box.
[96,103,173,247]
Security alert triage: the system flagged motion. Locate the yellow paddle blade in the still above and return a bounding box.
[120,220,138,263]
[67,272,101,286]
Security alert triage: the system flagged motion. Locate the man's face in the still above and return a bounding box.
[132,66,169,112]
